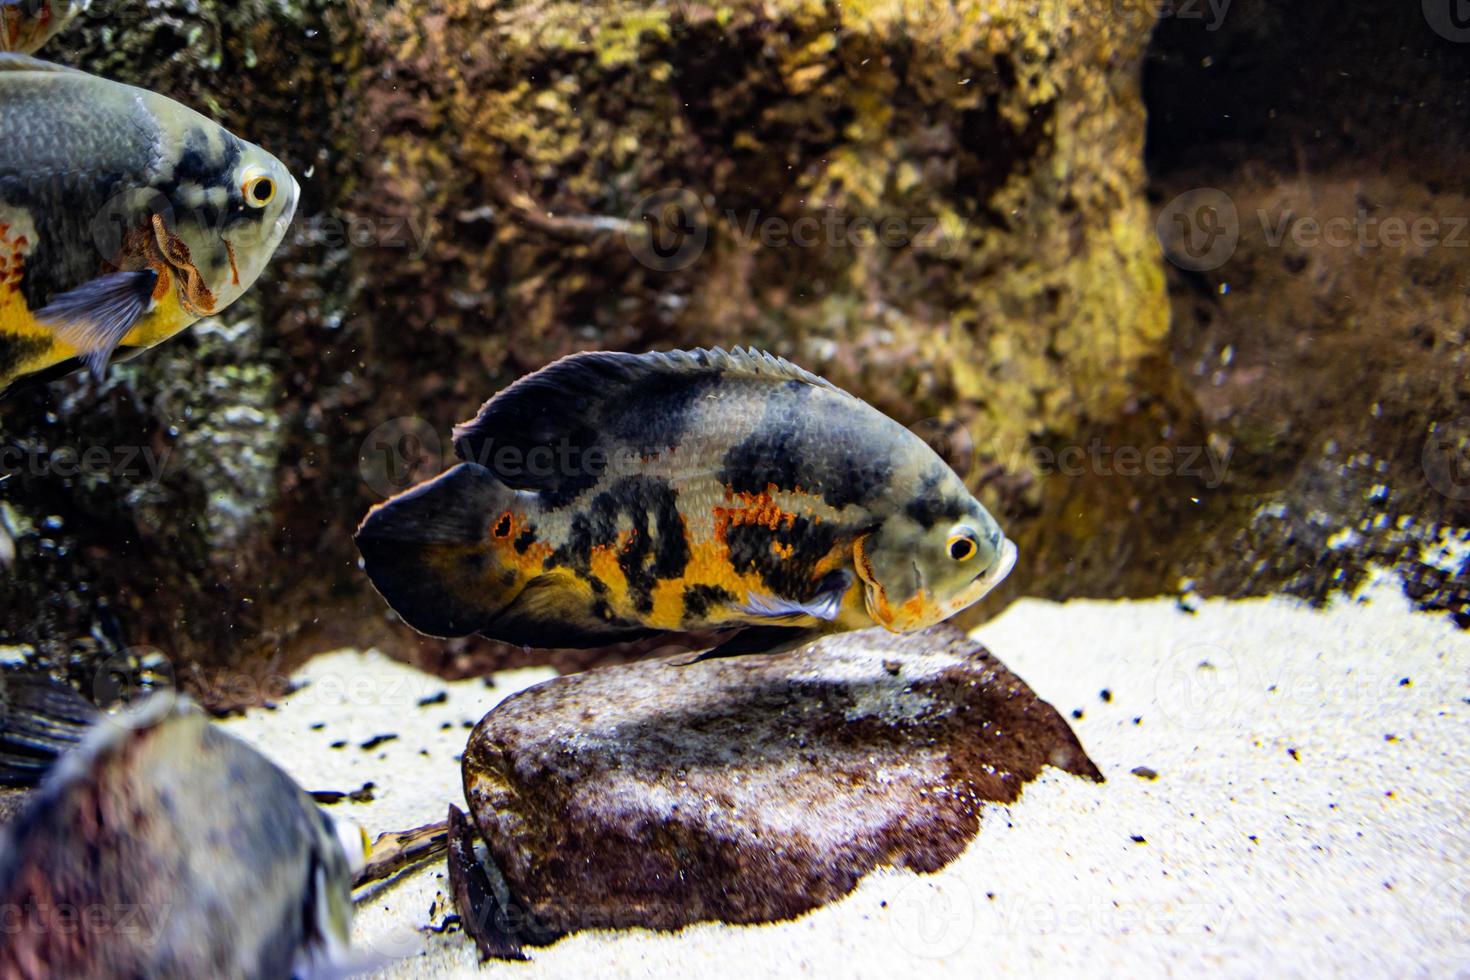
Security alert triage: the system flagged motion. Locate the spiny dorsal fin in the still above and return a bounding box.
[450,347,839,499]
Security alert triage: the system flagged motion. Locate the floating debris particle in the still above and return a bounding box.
[1131,766,1159,780]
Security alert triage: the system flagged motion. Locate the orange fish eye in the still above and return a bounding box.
[243,174,276,208]
[947,533,978,562]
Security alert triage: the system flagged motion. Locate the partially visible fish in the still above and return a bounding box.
[0,692,372,978]
[0,669,94,784]
[356,347,1017,657]
[0,54,299,391]
[0,1,86,55]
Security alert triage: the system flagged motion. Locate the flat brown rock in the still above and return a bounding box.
[462,625,1102,936]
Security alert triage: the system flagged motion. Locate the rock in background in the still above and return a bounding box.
[0,0,1463,702]
[1130,0,1470,620]
[460,625,1101,936]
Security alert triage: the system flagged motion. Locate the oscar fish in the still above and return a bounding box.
[356,348,1017,657]
[0,54,299,392]
[0,1,86,55]
[0,691,372,978]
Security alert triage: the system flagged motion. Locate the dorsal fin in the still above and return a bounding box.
[451,347,838,500]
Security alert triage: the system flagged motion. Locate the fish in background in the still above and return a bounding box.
[356,347,1018,658]
[0,0,87,55]
[0,688,374,979]
[0,669,94,784]
[0,53,299,392]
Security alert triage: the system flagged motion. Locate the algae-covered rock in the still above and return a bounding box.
[460,625,1102,935]
[0,0,1171,695]
[6,0,1460,699]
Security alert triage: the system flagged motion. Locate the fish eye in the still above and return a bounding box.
[946,528,979,562]
[242,171,276,208]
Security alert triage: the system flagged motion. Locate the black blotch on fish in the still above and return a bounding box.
[683,584,737,621]
[720,383,893,509]
[725,516,839,601]
[0,333,50,381]
[513,525,536,554]
[549,476,689,615]
[904,468,970,529]
[159,131,257,234]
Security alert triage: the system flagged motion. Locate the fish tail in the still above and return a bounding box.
[0,672,98,786]
[355,463,525,638]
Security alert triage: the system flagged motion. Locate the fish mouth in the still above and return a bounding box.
[975,538,1018,590]
[275,176,301,241]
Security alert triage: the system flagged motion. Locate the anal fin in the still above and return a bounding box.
[679,625,825,665]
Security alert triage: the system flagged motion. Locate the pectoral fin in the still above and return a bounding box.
[35,269,158,379]
[734,569,853,623]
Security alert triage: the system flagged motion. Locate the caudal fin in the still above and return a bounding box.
[355,463,521,638]
[0,672,98,786]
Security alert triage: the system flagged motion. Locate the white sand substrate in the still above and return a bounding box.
[220,574,1470,978]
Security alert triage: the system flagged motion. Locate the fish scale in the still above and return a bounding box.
[357,348,1017,655]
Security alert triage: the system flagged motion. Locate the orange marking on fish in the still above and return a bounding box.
[224,239,241,287]
[149,214,217,315]
[478,511,552,582]
[713,485,800,544]
[901,593,929,620]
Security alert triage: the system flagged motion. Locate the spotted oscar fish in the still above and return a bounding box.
[356,348,1018,657]
[0,54,299,392]
[0,691,374,977]
[0,1,86,55]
